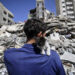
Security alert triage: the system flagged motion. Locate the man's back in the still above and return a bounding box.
[4,44,65,75]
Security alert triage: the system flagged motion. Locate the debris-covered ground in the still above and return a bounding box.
[0,17,75,75]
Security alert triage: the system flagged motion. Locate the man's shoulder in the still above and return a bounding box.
[4,47,25,61]
[4,48,17,54]
[4,47,24,57]
[4,47,25,53]
[4,48,17,58]
[50,50,60,60]
[50,50,57,55]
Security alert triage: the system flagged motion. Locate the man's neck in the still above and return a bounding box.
[27,39,36,44]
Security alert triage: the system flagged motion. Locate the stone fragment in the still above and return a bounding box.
[0,46,5,54]
[6,23,24,33]
[0,25,8,33]
[60,52,75,64]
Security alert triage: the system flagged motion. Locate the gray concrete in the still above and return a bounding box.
[60,52,75,64]
[36,0,45,20]
[0,2,14,25]
[56,0,75,21]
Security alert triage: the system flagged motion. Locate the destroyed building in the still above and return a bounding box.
[0,2,14,26]
[28,0,54,21]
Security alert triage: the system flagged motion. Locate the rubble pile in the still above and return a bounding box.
[0,23,26,75]
[45,17,75,75]
[0,17,75,75]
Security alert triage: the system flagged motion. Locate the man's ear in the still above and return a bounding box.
[37,32,42,37]
[43,32,46,37]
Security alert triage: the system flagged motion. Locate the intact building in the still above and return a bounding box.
[56,0,75,20]
[0,2,14,25]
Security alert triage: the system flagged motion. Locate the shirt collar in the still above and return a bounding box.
[22,44,34,49]
[22,43,41,54]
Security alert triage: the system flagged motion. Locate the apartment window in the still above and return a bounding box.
[66,3,73,6]
[42,7,44,10]
[8,14,13,18]
[67,11,74,14]
[68,16,74,18]
[37,3,39,6]
[8,20,12,25]
[8,20,11,22]
[63,6,65,8]
[4,11,7,15]
[67,6,73,9]
[66,0,73,2]
[67,14,74,16]
[67,9,74,11]
[3,17,6,21]
[63,10,66,12]
[62,2,65,3]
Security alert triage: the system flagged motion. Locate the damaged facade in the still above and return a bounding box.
[56,0,75,21]
[28,0,54,21]
[0,2,14,26]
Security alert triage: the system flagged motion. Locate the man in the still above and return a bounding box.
[4,19,66,75]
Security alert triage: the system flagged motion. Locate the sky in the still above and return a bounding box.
[0,0,56,22]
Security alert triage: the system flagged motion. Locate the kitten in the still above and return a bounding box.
[41,37,51,56]
[36,36,51,56]
[36,30,51,56]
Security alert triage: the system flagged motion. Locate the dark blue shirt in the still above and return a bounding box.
[4,44,66,75]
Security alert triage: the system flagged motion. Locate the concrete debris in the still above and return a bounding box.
[0,17,75,75]
[0,64,8,75]
[0,25,8,33]
[60,52,75,64]
[6,23,24,33]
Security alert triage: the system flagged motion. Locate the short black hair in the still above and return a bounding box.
[23,19,47,40]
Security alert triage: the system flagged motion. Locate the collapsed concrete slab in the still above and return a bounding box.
[60,52,75,64]
[6,23,24,33]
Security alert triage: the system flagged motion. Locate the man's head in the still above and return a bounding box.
[23,19,47,48]
[23,19,47,41]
